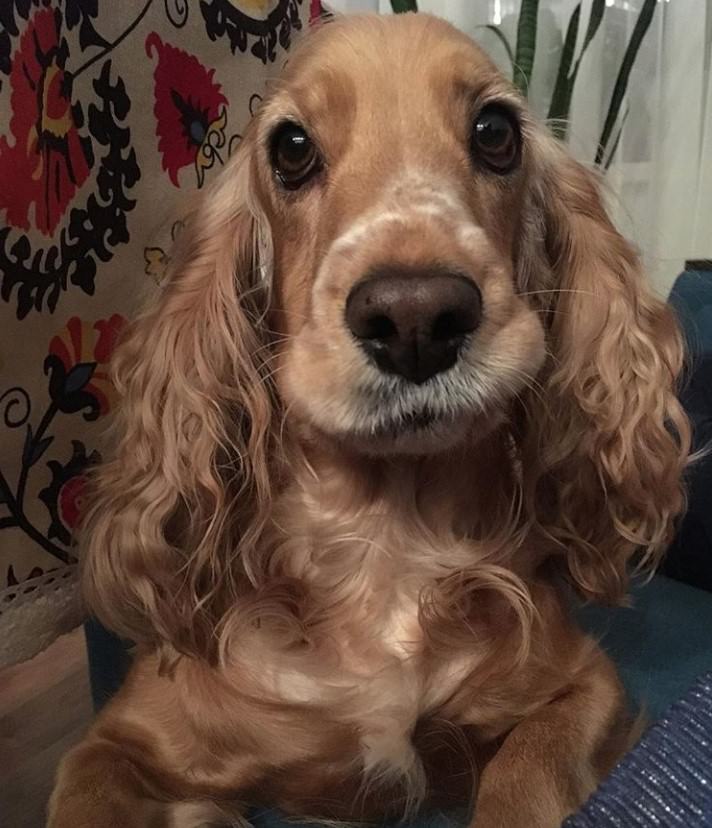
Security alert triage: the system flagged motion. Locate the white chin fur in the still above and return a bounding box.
[336,413,474,456]
[298,359,512,456]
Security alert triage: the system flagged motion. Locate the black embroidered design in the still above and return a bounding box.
[200,0,303,63]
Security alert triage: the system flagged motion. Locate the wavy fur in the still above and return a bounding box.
[53,13,689,828]
[82,135,280,660]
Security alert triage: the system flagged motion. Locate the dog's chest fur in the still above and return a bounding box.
[242,464,497,782]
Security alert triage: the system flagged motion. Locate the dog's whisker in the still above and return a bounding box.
[518,288,597,298]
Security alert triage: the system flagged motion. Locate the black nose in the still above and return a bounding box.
[345,266,482,384]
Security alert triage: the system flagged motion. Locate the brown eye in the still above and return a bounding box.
[271,122,321,189]
[471,105,520,174]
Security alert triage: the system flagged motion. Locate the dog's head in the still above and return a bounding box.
[263,16,541,455]
[82,14,689,657]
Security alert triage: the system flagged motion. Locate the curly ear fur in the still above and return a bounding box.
[81,137,279,659]
[523,138,690,602]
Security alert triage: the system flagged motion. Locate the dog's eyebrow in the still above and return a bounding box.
[259,72,357,162]
[451,76,523,113]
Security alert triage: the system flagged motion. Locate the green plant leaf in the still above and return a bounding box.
[548,0,606,140]
[565,0,606,122]
[478,24,515,70]
[513,0,540,97]
[390,0,418,12]
[604,106,630,171]
[547,3,581,138]
[580,0,605,57]
[596,0,656,165]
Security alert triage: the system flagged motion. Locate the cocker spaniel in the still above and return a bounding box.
[49,12,689,828]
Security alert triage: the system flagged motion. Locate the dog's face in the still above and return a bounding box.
[252,15,545,454]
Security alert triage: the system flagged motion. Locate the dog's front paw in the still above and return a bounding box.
[471,786,571,828]
[47,799,165,828]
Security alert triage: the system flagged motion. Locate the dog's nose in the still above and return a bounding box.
[345,268,482,384]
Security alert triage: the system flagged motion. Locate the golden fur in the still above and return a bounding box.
[49,13,689,828]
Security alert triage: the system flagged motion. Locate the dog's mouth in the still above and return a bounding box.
[295,363,494,454]
[341,401,472,456]
[372,407,442,436]
[331,367,493,453]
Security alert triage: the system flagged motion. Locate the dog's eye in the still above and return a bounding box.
[271,122,321,190]
[471,105,520,174]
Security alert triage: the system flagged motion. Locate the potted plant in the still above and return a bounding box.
[390,0,658,168]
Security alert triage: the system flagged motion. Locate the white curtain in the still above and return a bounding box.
[328,0,712,296]
[328,0,378,8]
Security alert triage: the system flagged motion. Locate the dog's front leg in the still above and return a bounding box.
[47,655,269,828]
[471,647,629,828]
[48,728,257,828]
[49,738,177,828]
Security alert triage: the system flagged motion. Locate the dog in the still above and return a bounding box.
[48,12,689,828]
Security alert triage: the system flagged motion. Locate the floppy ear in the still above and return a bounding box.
[81,135,279,659]
[523,140,690,603]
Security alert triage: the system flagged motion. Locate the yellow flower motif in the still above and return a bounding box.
[144,221,185,284]
[144,247,170,284]
[196,107,228,187]
[230,0,271,14]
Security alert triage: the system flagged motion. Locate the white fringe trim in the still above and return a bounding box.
[0,565,84,667]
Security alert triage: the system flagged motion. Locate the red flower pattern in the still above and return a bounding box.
[39,439,100,547]
[57,474,87,531]
[48,314,127,416]
[0,0,311,581]
[146,32,229,187]
[310,0,325,25]
[0,6,92,236]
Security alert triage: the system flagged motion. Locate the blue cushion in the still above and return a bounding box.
[83,616,132,711]
[668,269,712,357]
[664,269,712,591]
[576,575,712,720]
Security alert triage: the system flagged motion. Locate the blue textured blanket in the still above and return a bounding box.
[565,672,712,827]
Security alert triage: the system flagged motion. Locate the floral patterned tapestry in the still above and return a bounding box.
[0,0,320,666]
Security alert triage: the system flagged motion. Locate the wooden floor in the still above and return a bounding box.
[0,629,93,828]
